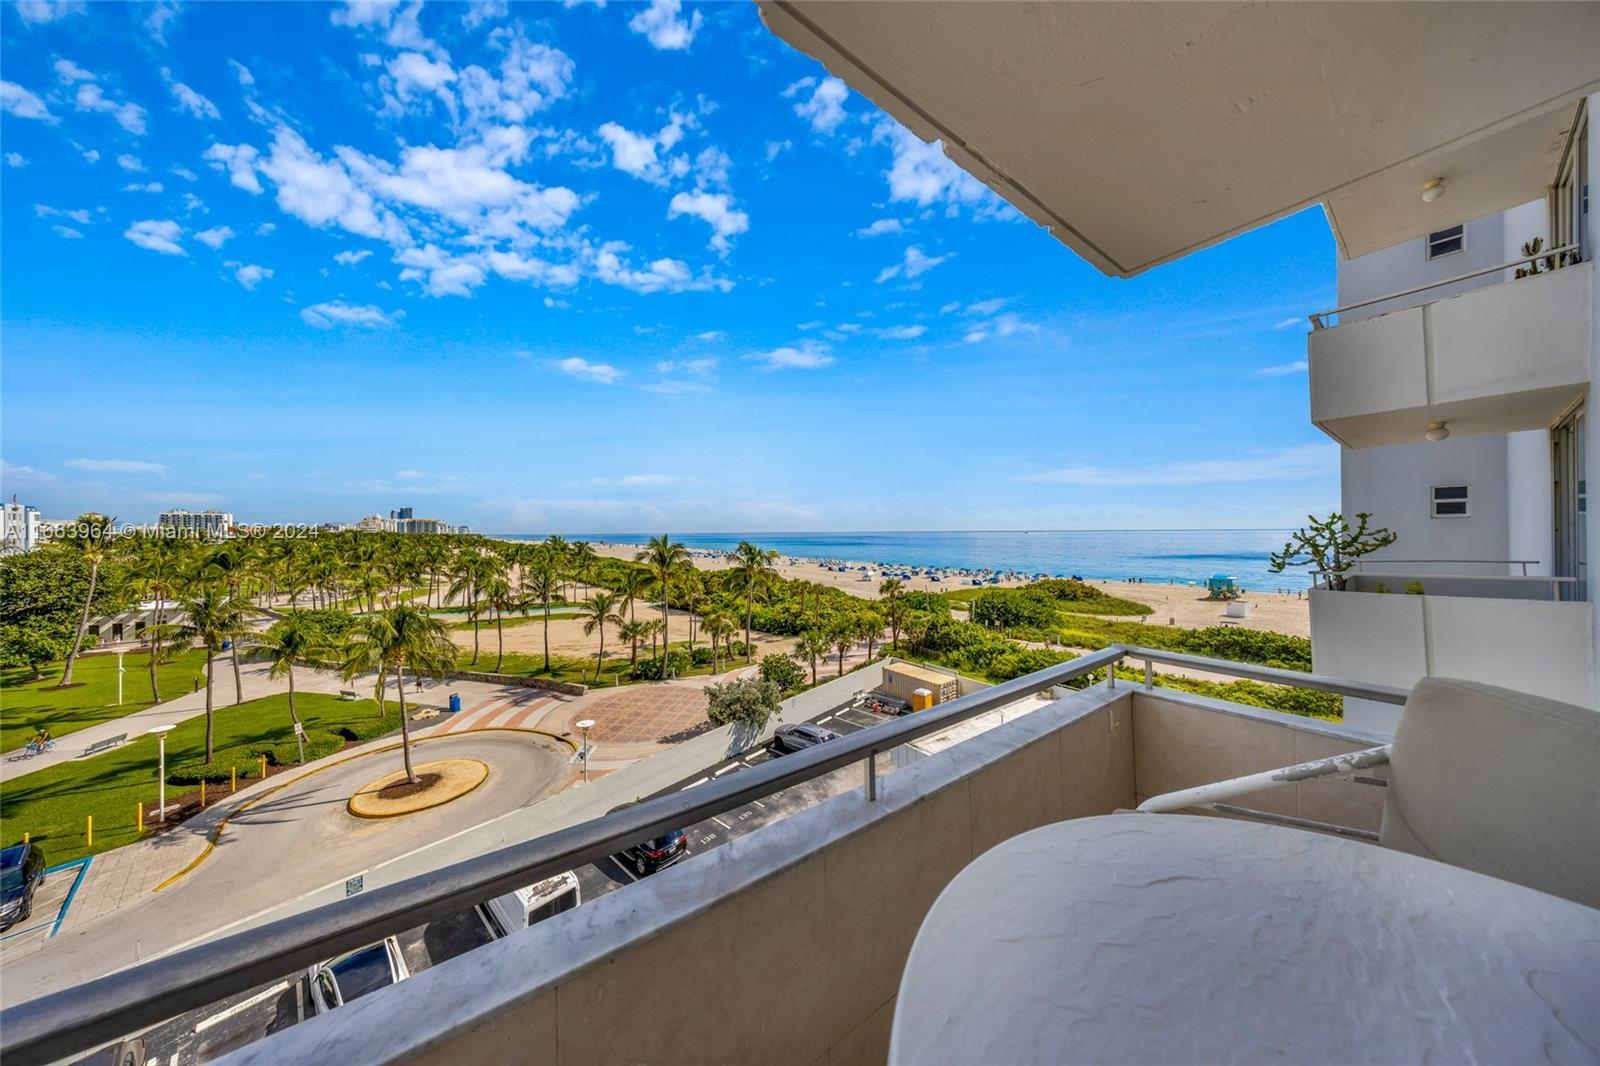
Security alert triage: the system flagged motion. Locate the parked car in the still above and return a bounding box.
[768,723,841,756]
[608,803,689,876]
[307,937,410,1014]
[0,842,47,930]
[479,872,581,935]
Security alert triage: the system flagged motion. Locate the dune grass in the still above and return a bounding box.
[0,649,211,754]
[0,691,389,865]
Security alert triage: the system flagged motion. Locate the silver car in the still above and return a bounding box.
[307,937,409,1014]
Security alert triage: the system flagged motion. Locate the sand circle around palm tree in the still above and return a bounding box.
[347,758,490,818]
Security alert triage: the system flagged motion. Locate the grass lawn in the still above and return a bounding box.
[0,649,211,754]
[459,640,761,687]
[0,691,394,865]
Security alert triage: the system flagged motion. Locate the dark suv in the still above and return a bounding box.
[608,803,689,877]
[769,723,841,756]
[0,843,47,930]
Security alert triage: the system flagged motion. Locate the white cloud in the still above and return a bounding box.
[1255,360,1308,377]
[204,142,263,193]
[258,128,408,244]
[962,312,1037,344]
[172,82,220,120]
[855,218,902,238]
[462,0,507,27]
[877,324,926,340]
[171,165,197,181]
[693,331,724,343]
[395,244,487,297]
[53,225,83,239]
[597,116,687,186]
[144,0,181,42]
[116,153,145,172]
[123,181,164,193]
[64,457,167,475]
[1017,444,1337,486]
[387,51,456,111]
[965,297,1007,316]
[667,189,748,253]
[35,204,91,225]
[395,469,425,479]
[764,139,790,163]
[194,225,235,249]
[52,58,95,83]
[123,219,186,256]
[182,192,205,212]
[790,76,848,134]
[457,30,572,127]
[300,301,401,329]
[229,59,256,86]
[876,244,951,284]
[233,263,273,289]
[875,119,1005,218]
[752,341,833,371]
[1,81,55,122]
[0,459,55,482]
[330,0,402,28]
[628,0,702,51]
[592,240,729,295]
[255,222,276,235]
[74,83,148,134]
[553,356,623,384]
[334,249,373,265]
[14,1,84,23]
[5,153,25,167]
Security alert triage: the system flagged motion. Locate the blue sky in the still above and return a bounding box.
[1,0,1338,533]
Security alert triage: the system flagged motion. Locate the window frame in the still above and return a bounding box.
[1425,224,1466,260]
[1430,484,1471,519]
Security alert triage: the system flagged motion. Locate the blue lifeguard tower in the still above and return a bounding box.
[1206,573,1241,600]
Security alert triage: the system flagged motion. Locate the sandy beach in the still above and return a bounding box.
[585,541,1310,638]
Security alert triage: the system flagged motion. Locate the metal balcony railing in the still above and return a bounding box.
[1308,244,1581,329]
[0,646,1409,1066]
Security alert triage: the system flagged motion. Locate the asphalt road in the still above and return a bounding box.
[2,731,573,1006]
[66,698,905,1065]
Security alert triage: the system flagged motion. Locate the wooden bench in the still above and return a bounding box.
[82,733,128,757]
[338,690,360,701]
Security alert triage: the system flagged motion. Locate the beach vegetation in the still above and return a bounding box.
[759,653,806,694]
[705,677,782,730]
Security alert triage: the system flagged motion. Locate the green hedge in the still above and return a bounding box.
[166,729,346,784]
[332,712,403,742]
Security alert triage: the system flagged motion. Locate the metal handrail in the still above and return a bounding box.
[1308,244,1581,329]
[0,645,1407,1065]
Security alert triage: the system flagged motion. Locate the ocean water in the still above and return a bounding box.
[497,530,1307,591]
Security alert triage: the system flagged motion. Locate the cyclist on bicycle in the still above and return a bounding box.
[28,728,51,751]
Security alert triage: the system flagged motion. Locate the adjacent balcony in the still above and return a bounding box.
[1310,578,1592,734]
[1308,259,1591,448]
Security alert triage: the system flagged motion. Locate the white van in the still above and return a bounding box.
[480,872,582,936]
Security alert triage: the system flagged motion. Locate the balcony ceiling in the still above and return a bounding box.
[758,1,1600,275]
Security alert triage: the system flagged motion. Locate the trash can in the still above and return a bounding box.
[448,693,462,714]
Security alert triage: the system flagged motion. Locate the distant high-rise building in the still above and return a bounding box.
[158,508,234,538]
[390,507,414,520]
[1,496,40,553]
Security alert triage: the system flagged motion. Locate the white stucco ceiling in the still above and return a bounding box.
[759,1,1600,276]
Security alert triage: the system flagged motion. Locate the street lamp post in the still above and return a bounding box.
[147,724,175,822]
[117,651,125,706]
[576,719,595,783]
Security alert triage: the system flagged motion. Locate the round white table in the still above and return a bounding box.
[890,815,1600,1065]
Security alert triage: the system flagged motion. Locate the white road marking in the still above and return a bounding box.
[750,799,767,810]
[713,763,739,776]
[709,815,732,830]
[192,981,292,1033]
[683,777,709,789]
[816,715,836,724]
[614,862,639,883]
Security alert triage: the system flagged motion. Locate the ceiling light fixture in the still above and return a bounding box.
[1424,421,1450,443]
[1421,178,1446,203]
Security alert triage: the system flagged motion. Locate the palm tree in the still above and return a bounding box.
[125,532,181,702]
[55,512,116,688]
[636,535,690,677]
[681,572,706,649]
[340,606,456,784]
[879,578,906,649]
[795,630,830,686]
[856,607,885,662]
[704,610,737,675]
[580,591,624,682]
[479,569,515,673]
[177,587,252,763]
[618,567,652,623]
[569,540,598,602]
[727,541,778,663]
[253,613,326,763]
[618,618,651,668]
[523,545,561,674]
[448,550,503,666]
[201,541,260,704]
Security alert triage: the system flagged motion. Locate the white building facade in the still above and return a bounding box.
[157,508,235,538]
[1,496,41,553]
[1305,108,1593,729]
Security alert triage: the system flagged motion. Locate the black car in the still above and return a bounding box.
[0,843,47,930]
[768,723,841,756]
[608,803,689,877]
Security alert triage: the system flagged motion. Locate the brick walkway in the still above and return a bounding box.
[570,686,711,744]
[421,688,567,736]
